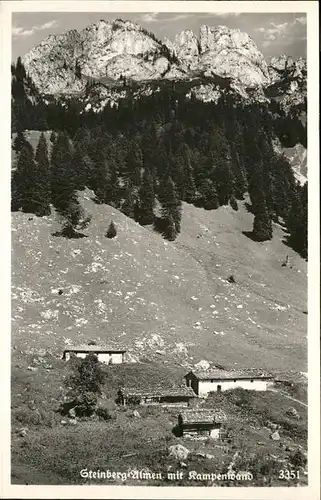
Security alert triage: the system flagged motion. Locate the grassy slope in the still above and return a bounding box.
[12,189,307,373]
[11,177,308,485]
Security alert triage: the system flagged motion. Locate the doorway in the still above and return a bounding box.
[217,385,222,392]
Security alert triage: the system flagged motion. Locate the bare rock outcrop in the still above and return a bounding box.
[23,20,272,95]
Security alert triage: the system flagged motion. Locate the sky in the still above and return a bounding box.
[12,12,307,62]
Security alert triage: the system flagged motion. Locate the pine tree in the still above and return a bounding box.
[105,159,120,208]
[123,140,143,186]
[75,60,81,79]
[159,176,182,236]
[12,144,50,216]
[229,194,238,211]
[247,160,266,214]
[300,183,308,259]
[163,214,177,241]
[11,57,26,102]
[127,140,143,186]
[51,131,91,236]
[15,57,26,81]
[252,202,273,242]
[155,146,170,180]
[257,131,280,218]
[286,183,307,258]
[223,109,248,200]
[58,199,91,238]
[72,146,90,191]
[214,160,234,206]
[50,131,75,211]
[34,133,51,215]
[197,179,219,210]
[247,155,273,242]
[271,154,296,220]
[137,168,155,225]
[13,131,33,154]
[73,126,91,150]
[178,142,196,204]
[88,145,110,203]
[183,161,197,204]
[106,221,117,239]
[168,152,185,199]
[121,183,136,219]
[207,128,234,206]
[231,151,248,200]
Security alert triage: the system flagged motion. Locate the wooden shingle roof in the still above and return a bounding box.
[179,409,227,424]
[64,345,126,353]
[186,369,273,381]
[121,385,196,398]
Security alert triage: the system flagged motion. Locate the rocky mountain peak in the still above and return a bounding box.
[22,19,171,94]
[268,55,307,84]
[165,29,200,70]
[197,24,270,87]
[166,24,270,87]
[22,18,306,100]
[199,24,247,52]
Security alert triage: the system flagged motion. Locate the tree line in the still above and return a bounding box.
[11,58,308,257]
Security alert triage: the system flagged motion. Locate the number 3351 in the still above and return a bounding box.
[279,470,300,480]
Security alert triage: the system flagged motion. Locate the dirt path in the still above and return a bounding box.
[269,388,307,407]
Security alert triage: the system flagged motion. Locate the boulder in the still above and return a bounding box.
[168,444,190,461]
[267,421,279,431]
[68,407,77,419]
[285,407,300,420]
[194,359,210,371]
[18,427,28,437]
[271,431,280,441]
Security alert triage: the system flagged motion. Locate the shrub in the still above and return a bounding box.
[229,195,239,211]
[278,418,307,440]
[12,407,41,427]
[96,398,117,421]
[226,388,253,408]
[96,407,112,421]
[12,406,59,428]
[105,221,117,239]
[74,392,98,417]
[66,353,105,395]
[127,395,141,407]
[96,405,116,421]
[290,449,307,468]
